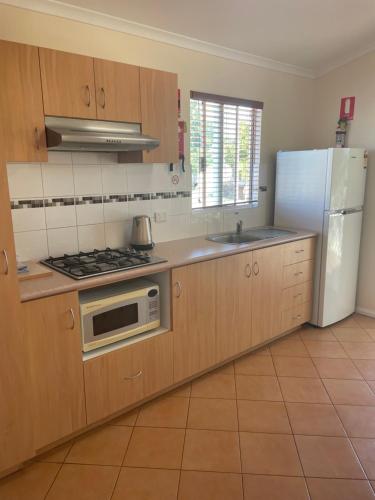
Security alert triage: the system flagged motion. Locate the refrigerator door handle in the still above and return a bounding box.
[330,207,363,216]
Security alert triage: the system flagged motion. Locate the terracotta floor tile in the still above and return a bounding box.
[191,372,236,399]
[295,435,365,479]
[299,327,337,342]
[367,330,375,341]
[354,314,375,330]
[313,358,363,379]
[234,353,275,375]
[278,377,330,403]
[112,467,179,500]
[0,462,60,500]
[236,374,283,401]
[323,379,375,405]
[286,403,346,436]
[354,360,375,380]
[240,432,303,476]
[335,405,375,437]
[243,475,309,500]
[351,438,375,480]
[334,315,361,328]
[111,409,139,426]
[136,396,189,428]
[341,342,375,359]
[304,340,348,358]
[169,383,191,398]
[307,478,375,499]
[270,338,309,357]
[215,362,235,374]
[238,400,291,433]
[38,442,73,463]
[332,327,373,342]
[46,464,119,500]
[182,429,241,473]
[178,470,243,500]
[65,425,132,466]
[124,427,184,469]
[273,356,319,377]
[187,398,238,431]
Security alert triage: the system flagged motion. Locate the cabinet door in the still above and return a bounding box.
[23,292,86,449]
[94,59,141,123]
[252,245,284,345]
[143,332,174,397]
[0,41,46,162]
[140,68,178,164]
[39,48,96,119]
[172,261,216,382]
[0,163,34,472]
[216,252,252,362]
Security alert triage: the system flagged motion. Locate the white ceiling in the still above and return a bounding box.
[6,0,375,76]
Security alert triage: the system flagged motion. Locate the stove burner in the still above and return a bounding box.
[40,247,167,280]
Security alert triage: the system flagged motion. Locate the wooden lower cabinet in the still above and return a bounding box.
[0,162,34,473]
[172,260,216,382]
[251,245,284,345]
[23,292,86,450]
[84,332,173,424]
[216,252,252,362]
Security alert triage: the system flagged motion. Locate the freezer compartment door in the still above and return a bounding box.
[326,148,366,211]
[318,209,363,327]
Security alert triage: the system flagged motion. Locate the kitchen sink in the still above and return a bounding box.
[207,227,297,245]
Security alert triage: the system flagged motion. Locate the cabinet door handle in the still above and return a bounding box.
[293,314,302,320]
[1,249,9,275]
[293,293,303,298]
[100,87,106,108]
[253,261,259,276]
[174,281,182,298]
[294,271,303,276]
[295,249,304,254]
[124,370,143,380]
[34,127,40,150]
[69,307,75,330]
[245,263,251,278]
[84,85,91,107]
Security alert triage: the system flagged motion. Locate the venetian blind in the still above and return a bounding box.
[190,91,263,209]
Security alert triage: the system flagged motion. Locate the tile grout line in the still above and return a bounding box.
[43,462,64,500]
[109,421,137,500]
[233,362,245,500]
[176,393,191,497]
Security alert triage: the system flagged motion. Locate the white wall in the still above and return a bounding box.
[313,51,375,315]
[0,4,314,259]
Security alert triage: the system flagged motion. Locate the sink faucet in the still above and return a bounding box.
[236,220,243,234]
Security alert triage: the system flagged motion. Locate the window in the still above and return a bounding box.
[190,91,263,209]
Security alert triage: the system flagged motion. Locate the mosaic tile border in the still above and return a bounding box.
[10,191,191,209]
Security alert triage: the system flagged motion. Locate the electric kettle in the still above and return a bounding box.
[130,215,154,250]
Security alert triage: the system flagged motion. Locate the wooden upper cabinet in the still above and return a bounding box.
[216,252,253,362]
[94,59,141,123]
[23,291,86,449]
[0,40,46,162]
[140,68,178,164]
[252,245,284,345]
[0,162,34,473]
[39,48,96,119]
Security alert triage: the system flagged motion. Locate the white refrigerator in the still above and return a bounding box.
[274,148,367,327]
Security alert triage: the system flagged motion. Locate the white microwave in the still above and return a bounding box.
[80,278,160,352]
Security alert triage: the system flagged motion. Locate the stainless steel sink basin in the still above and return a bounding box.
[207,227,297,245]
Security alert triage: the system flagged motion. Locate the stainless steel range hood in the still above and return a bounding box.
[45,116,160,153]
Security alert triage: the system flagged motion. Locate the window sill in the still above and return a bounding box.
[192,202,259,213]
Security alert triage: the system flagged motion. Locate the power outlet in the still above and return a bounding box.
[154,211,167,223]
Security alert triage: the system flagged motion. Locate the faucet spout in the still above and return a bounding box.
[236,220,243,234]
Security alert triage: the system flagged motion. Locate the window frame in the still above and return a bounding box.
[190,91,263,211]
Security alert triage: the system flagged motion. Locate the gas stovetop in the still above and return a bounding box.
[40,248,167,280]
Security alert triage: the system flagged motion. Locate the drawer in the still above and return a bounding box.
[281,281,312,311]
[84,331,173,424]
[283,260,313,288]
[281,302,312,332]
[283,238,315,266]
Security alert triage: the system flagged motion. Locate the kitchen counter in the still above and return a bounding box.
[19,228,316,302]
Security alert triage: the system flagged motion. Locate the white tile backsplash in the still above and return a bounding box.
[8,153,260,261]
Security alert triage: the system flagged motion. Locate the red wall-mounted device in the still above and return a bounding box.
[340,96,355,120]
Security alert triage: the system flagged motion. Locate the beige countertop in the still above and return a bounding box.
[19,228,316,302]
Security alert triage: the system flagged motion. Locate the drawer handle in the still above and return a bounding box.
[253,261,259,276]
[99,87,106,108]
[294,271,303,276]
[174,281,182,298]
[84,85,91,107]
[69,307,75,330]
[245,263,251,278]
[293,314,302,320]
[293,293,303,298]
[1,249,9,275]
[295,249,304,254]
[124,370,143,380]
